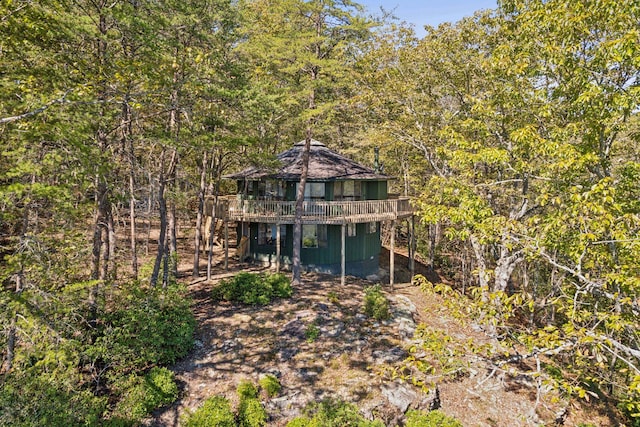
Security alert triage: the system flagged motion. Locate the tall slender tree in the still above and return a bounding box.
[240,0,373,285]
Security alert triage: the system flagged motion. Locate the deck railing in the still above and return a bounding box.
[209,197,413,224]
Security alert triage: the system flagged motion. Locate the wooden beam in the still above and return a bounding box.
[409,215,415,280]
[390,220,395,287]
[276,223,281,273]
[224,220,229,271]
[341,223,346,286]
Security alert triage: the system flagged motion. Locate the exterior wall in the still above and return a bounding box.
[239,178,388,279]
[248,222,382,278]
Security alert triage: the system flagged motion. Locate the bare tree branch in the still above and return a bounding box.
[0,90,72,125]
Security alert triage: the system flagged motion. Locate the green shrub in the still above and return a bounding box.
[239,397,267,427]
[237,380,259,400]
[112,367,179,422]
[405,409,463,427]
[212,272,292,305]
[89,282,195,375]
[363,285,390,320]
[286,398,384,427]
[0,369,106,427]
[259,374,281,398]
[182,396,236,427]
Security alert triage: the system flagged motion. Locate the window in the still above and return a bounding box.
[258,224,285,246]
[335,181,361,200]
[347,223,357,237]
[302,224,328,248]
[367,222,377,234]
[302,225,317,248]
[265,180,285,199]
[258,223,276,245]
[295,182,325,200]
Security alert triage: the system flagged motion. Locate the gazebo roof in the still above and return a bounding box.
[225,140,390,181]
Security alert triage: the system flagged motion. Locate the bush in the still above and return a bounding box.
[212,272,292,305]
[405,409,463,427]
[237,380,259,400]
[239,397,267,427]
[259,374,281,398]
[363,285,390,320]
[182,396,236,427]
[0,369,106,427]
[112,367,179,423]
[286,398,384,427]
[89,282,196,375]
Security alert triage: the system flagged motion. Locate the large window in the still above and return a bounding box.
[302,224,328,248]
[264,180,285,199]
[334,180,361,201]
[258,224,286,245]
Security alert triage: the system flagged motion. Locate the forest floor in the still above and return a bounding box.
[142,227,615,427]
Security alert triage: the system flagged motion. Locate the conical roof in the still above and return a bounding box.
[225,140,389,181]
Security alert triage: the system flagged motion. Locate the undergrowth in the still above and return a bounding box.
[212,272,292,305]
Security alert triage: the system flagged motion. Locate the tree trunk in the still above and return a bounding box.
[122,96,138,279]
[207,151,223,281]
[168,199,177,280]
[292,131,312,286]
[469,234,490,301]
[151,149,177,287]
[494,244,523,293]
[151,167,167,287]
[193,150,208,277]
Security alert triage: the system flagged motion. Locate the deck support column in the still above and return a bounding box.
[390,220,396,287]
[341,223,346,286]
[224,219,229,271]
[409,215,415,281]
[276,223,281,273]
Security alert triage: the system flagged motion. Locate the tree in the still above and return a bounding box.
[359,0,640,419]
[240,0,373,285]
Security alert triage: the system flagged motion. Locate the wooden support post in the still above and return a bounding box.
[276,223,281,273]
[341,223,346,286]
[409,215,416,281]
[390,220,395,287]
[224,220,229,271]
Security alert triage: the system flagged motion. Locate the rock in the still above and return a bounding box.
[366,273,381,282]
[280,319,306,340]
[381,381,420,413]
[354,313,368,323]
[320,320,345,338]
[396,317,416,340]
[314,302,329,312]
[278,347,298,361]
[297,367,320,382]
[372,346,407,364]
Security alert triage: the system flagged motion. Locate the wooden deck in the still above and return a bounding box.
[207,197,413,224]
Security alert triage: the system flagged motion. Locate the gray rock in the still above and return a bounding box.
[321,320,345,338]
[372,346,408,364]
[278,347,298,361]
[381,381,420,413]
[280,319,306,340]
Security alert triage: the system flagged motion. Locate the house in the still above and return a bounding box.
[210,140,414,284]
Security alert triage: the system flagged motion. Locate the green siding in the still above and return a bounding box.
[364,180,387,200]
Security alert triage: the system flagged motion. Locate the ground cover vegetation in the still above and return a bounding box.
[1,0,639,424]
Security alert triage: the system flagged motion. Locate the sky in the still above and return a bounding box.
[357,0,498,36]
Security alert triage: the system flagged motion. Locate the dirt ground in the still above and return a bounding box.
[140,226,616,427]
